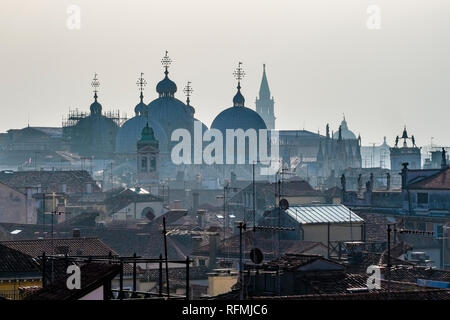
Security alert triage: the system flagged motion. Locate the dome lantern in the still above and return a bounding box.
[135,72,149,116]
[156,51,177,98]
[232,62,246,107]
[89,73,102,116]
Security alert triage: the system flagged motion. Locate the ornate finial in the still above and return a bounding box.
[91,73,100,100]
[183,81,193,106]
[161,50,172,75]
[263,63,266,71]
[233,62,245,82]
[136,72,147,101]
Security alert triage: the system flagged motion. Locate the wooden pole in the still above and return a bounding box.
[163,217,170,299]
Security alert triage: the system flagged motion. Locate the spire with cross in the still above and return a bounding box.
[136,72,147,102]
[91,73,100,101]
[233,62,245,85]
[183,81,193,106]
[232,62,246,107]
[161,50,172,76]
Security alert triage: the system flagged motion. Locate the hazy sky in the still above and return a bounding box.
[1,0,449,148]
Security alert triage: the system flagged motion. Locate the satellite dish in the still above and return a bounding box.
[250,248,264,264]
[279,198,289,211]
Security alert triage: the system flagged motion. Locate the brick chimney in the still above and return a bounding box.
[197,209,206,228]
[208,232,219,270]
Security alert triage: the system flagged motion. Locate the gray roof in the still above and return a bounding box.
[286,204,364,224]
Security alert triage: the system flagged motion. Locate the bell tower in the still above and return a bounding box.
[255,64,275,129]
[137,123,159,185]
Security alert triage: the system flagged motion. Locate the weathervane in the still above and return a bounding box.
[161,50,172,75]
[91,73,100,99]
[233,62,245,82]
[183,81,193,105]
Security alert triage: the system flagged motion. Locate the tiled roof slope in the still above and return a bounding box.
[0,238,118,257]
[0,170,100,194]
[408,167,450,190]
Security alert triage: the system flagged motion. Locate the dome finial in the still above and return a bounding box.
[232,62,246,107]
[136,72,147,102]
[156,51,177,97]
[134,72,148,116]
[161,50,172,76]
[91,73,100,101]
[183,81,193,106]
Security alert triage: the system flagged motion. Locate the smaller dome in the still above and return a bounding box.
[134,93,149,116]
[90,100,102,116]
[156,71,177,98]
[134,102,148,116]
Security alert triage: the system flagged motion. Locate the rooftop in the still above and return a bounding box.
[408,167,450,190]
[286,204,363,224]
[0,237,118,257]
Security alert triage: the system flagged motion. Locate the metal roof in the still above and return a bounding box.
[285,204,363,224]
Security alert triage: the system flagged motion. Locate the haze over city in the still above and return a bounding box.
[1,0,450,146]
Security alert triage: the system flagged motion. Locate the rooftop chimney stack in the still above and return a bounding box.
[197,209,206,228]
[72,228,80,238]
[192,192,199,216]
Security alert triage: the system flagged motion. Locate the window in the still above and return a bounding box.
[417,222,426,231]
[417,193,428,206]
[435,224,444,239]
[150,156,156,171]
[141,156,147,172]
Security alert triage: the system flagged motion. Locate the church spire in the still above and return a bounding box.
[259,64,271,100]
[255,64,275,129]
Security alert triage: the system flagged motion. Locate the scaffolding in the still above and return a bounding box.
[62,108,128,129]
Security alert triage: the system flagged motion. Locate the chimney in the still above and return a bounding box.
[441,148,447,169]
[208,232,218,270]
[197,209,206,228]
[192,192,199,216]
[72,228,80,238]
[172,200,181,210]
[192,236,203,252]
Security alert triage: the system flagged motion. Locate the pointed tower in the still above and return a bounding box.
[255,64,276,129]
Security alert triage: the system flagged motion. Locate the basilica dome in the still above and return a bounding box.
[115,114,168,154]
[333,117,356,140]
[211,82,267,133]
[69,99,119,158]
